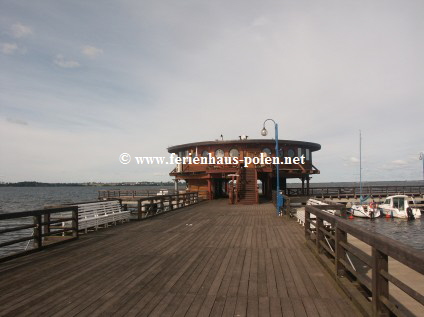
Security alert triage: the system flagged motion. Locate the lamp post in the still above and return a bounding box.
[261,119,284,216]
[420,152,424,181]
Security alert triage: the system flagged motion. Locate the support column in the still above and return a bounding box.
[307,177,310,195]
[267,175,272,199]
[207,178,212,200]
[174,178,178,193]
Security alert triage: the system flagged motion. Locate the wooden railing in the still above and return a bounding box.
[0,206,78,263]
[104,192,199,220]
[98,189,178,199]
[286,186,424,197]
[305,205,424,316]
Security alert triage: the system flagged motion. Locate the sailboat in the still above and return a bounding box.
[350,131,381,218]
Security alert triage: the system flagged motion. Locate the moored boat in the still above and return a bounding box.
[379,195,422,219]
[350,202,381,218]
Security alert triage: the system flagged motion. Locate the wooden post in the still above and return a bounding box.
[72,208,79,238]
[307,177,310,195]
[137,199,142,220]
[43,213,51,240]
[372,248,389,316]
[316,216,323,253]
[33,214,42,249]
[335,226,347,277]
[305,207,311,240]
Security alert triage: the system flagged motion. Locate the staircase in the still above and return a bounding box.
[237,167,258,204]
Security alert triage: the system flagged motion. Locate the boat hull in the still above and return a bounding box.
[350,205,381,218]
[380,208,421,219]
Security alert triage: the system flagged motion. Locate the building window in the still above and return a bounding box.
[215,149,225,157]
[262,148,272,157]
[229,148,239,157]
[287,149,295,158]
[298,148,302,157]
[202,150,209,157]
[306,149,310,160]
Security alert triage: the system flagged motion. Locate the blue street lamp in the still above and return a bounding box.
[261,119,284,216]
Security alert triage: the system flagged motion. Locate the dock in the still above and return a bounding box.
[0,200,359,316]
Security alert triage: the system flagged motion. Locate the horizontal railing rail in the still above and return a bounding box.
[286,186,424,197]
[305,205,424,317]
[103,192,199,220]
[98,189,178,200]
[0,206,78,263]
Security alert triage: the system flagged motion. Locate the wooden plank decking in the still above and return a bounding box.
[0,200,360,316]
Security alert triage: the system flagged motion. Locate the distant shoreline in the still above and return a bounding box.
[0,181,175,188]
[1,180,422,188]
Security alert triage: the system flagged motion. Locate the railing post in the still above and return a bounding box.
[33,214,43,249]
[72,207,79,238]
[335,225,347,277]
[316,216,323,253]
[137,199,142,220]
[372,248,389,316]
[305,207,311,240]
[43,213,51,240]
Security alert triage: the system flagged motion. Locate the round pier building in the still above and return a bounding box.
[168,139,321,204]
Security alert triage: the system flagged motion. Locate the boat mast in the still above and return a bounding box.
[359,130,362,203]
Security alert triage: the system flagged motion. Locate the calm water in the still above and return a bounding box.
[0,185,423,254]
[0,186,175,213]
[349,217,423,251]
[0,186,175,256]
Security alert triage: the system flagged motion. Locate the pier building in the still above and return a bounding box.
[168,139,321,203]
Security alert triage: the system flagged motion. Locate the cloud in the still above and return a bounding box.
[391,159,408,166]
[343,156,360,166]
[6,118,28,126]
[53,54,80,68]
[0,42,18,55]
[10,23,33,38]
[81,45,103,58]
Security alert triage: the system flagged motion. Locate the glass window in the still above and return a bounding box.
[288,149,295,158]
[393,197,405,210]
[306,149,310,160]
[262,148,272,156]
[202,150,209,157]
[215,149,225,157]
[298,148,302,157]
[229,148,239,157]
[278,148,284,158]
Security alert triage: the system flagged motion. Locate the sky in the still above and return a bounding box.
[1,0,423,183]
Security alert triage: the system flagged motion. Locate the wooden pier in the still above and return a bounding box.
[0,200,359,316]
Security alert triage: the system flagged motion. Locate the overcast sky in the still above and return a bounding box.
[1,0,423,183]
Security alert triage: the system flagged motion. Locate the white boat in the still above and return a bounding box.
[379,195,422,219]
[350,202,381,218]
[349,131,381,218]
[156,189,169,196]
